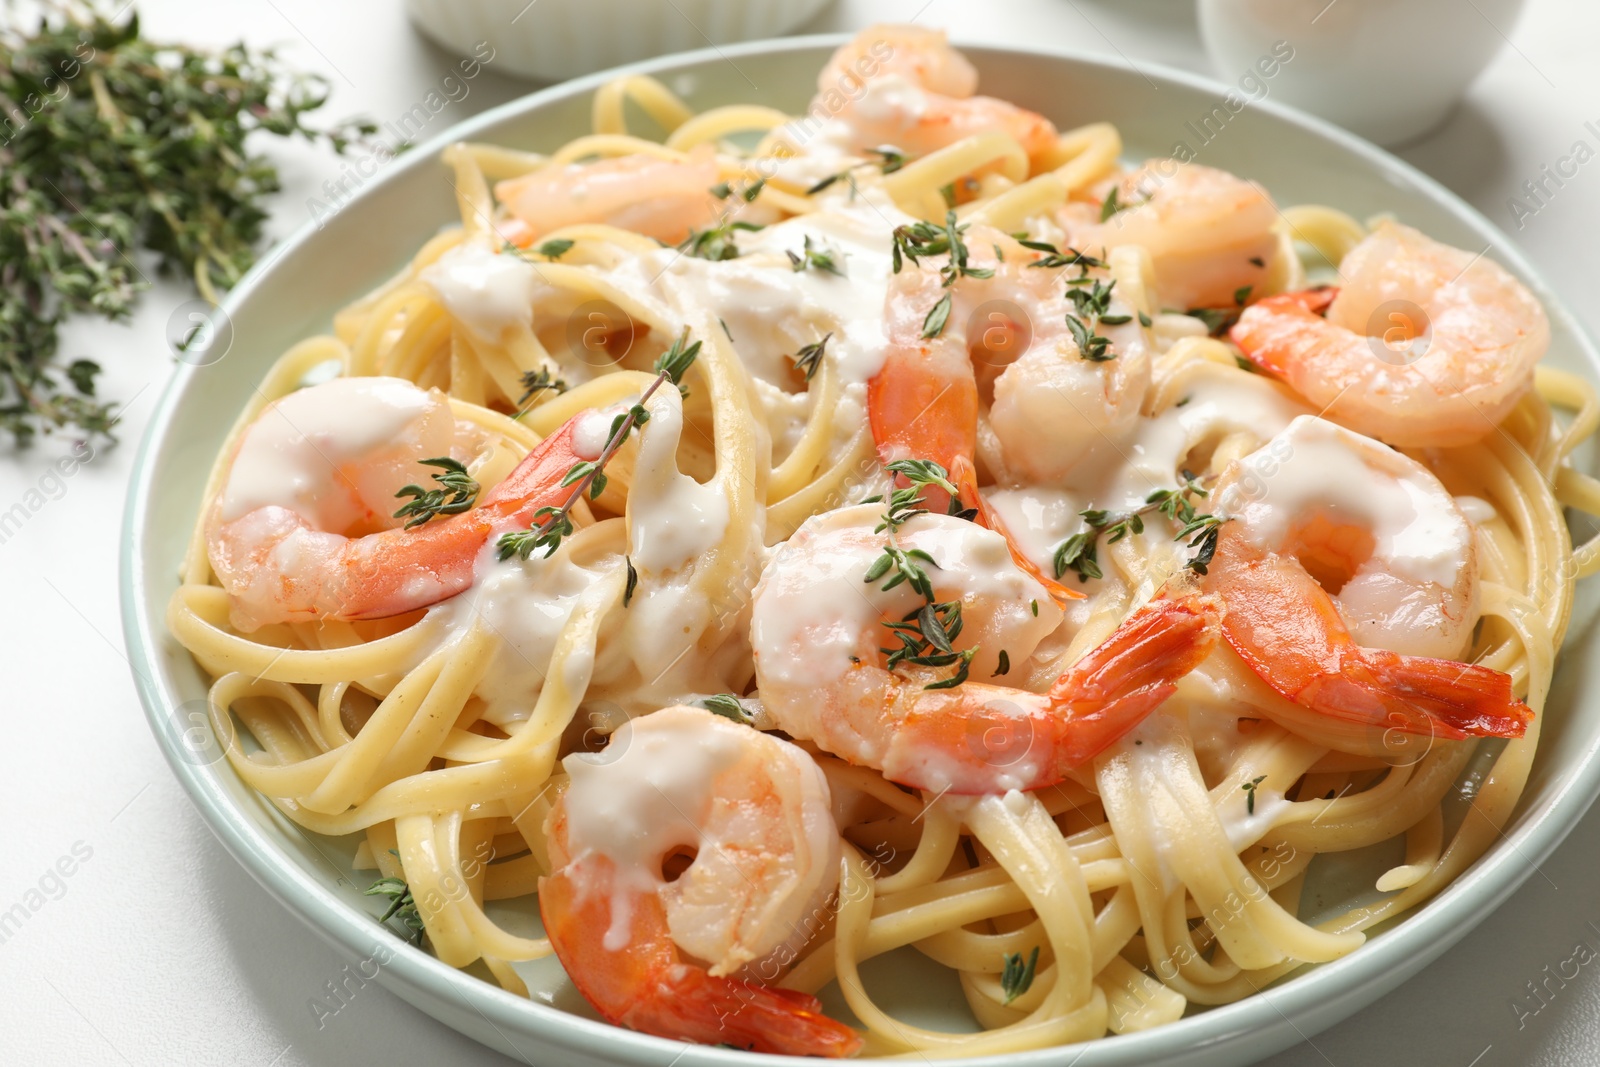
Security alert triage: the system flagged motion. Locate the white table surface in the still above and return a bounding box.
[6,1,1599,1064]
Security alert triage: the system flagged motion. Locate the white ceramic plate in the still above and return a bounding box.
[121,35,1600,1067]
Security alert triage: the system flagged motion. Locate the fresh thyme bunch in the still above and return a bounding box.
[0,3,375,446]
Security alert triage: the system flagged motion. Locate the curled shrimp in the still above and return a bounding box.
[1203,415,1530,741]
[750,505,1222,793]
[812,25,1058,163]
[1231,221,1549,447]
[207,376,589,631]
[869,227,1149,592]
[1061,160,1280,310]
[495,145,722,245]
[540,705,860,1057]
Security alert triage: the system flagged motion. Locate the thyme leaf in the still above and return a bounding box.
[393,458,479,529]
[1001,946,1040,1004]
[496,330,700,561]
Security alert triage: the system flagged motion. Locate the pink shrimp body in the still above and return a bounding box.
[868,227,1150,600]
[1062,160,1280,310]
[1204,416,1530,741]
[751,506,1222,793]
[207,376,588,631]
[540,706,860,1057]
[1231,221,1549,447]
[495,145,722,245]
[815,25,1059,164]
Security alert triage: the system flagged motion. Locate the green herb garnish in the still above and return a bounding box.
[678,219,764,261]
[535,238,575,260]
[1001,946,1040,1004]
[790,333,831,381]
[0,5,376,446]
[366,870,424,944]
[1053,472,1226,582]
[1243,774,1267,815]
[699,693,755,725]
[393,458,479,529]
[516,367,568,408]
[497,330,700,561]
[787,235,844,276]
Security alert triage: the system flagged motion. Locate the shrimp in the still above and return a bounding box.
[495,145,722,245]
[207,376,590,632]
[1203,415,1531,740]
[869,227,1149,591]
[1229,221,1549,447]
[750,505,1223,793]
[539,705,860,1057]
[814,25,1058,164]
[1062,160,1279,310]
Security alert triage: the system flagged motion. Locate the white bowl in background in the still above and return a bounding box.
[406,0,833,82]
[1198,0,1527,146]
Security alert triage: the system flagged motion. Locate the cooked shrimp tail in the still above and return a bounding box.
[539,856,861,1057]
[1213,539,1530,739]
[1203,518,1529,739]
[894,590,1223,782]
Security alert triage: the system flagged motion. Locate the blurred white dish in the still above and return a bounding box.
[406,0,832,82]
[1198,0,1526,145]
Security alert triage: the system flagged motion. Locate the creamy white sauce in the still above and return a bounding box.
[655,199,905,389]
[627,387,729,574]
[218,376,443,526]
[572,404,627,461]
[1095,362,1311,514]
[752,505,1055,695]
[1455,494,1497,524]
[421,239,543,342]
[564,710,746,951]
[1222,416,1470,591]
[431,542,617,726]
[985,486,1081,574]
[1213,775,1288,853]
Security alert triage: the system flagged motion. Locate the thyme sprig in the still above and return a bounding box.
[1098,186,1149,222]
[515,367,568,408]
[709,177,766,203]
[804,145,908,195]
[862,458,979,689]
[790,333,831,382]
[874,458,964,533]
[392,458,479,529]
[892,211,995,339]
[881,600,976,689]
[496,329,700,561]
[698,693,756,725]
[365,870,425,944]
[1053,472,1226,582]
[787,235,844,276]
[1001,946,1041,1004]
[1016,237,1106,273]
[0,5,376,446]
[1243,774,1267,815]
[678,218,764,261]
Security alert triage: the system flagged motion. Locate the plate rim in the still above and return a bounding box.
[120,30,1600,1067]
